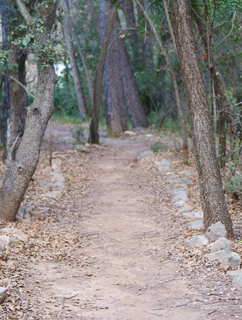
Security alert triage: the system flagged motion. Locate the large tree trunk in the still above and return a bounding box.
[118,35,149,128]
[193,9,227,168]
[0,0,58,221]
[120,0,143,69]
[63,1,88,118]
[170,0,234,238]
[100,0,128,134]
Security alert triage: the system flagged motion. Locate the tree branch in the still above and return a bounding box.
[3,73,35,98]
[16,0,34,25]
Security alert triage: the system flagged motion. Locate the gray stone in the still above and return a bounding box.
[176,178,191,185]
[182,212,195,219]
[232,275,242,289]
[16,206,24,218]
[205,250,241,269]
[40,191,62,199]
[166,176,178,184]
[188,235,208,247]
[158,166,174,173]
[52,159,62,167]
[227,269,242,279]
[137,151,153,160]
[30,211,43,219]
[207,237,231,252]
[193,211,203,219]
[140,156,153,164]
[178,206,194,214]
[40,181,53,190]
[158,159,173,168]
[178,170,196,176]
[146,134,153,138]
[0,235,13,246]
[54,181,64,190]
[171,188,186,196]
[67,143,74,149]
[172,193,188,203]
[189,220,204,230]
[124,130,136,136]
[174,199,186,207]
[206,221,227,240]
[0,287,7,304]
[42,167,52,175]
[1,227,28,242]
[51,172,65,183]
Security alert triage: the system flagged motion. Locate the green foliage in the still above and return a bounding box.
[150,141,167,153]
[224,174,242,196]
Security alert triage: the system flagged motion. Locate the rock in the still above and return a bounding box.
[146,134,153,138]
[188,235,208,247]
[52,159,62,167]
[205,250,241,269]
[0,235,13,246]
[166,176,178,184]
[158,165,174,173]
[173,184,187,189]
[178,170,196,176]
[193,211,203,219]
[172,193,188,203]
[176,178,191,185]
[42,166,52,175]
[62,136,74,142]
[174,199,186,207]
[124,131,136,136]
[67,143,74,149]
[16,206,32,224]
[189,220,204,230]
[16,206,24,219]
[171,188,186,196]
[182,212,195,219]
[40,191,62,199]
[30,211,43,220]
[1,227,28,242]
[206,221,227,240]
[178,206,194,214]
[51,172,65,183]
[52,163,62,173]
[140,156,153,164]
[227,269,242,279]
[207,237,232,252]
[54,181,64,190]
[0,287,7,304]
[40,181,53,190]
[137,151,153,160]
[232,275,242,289]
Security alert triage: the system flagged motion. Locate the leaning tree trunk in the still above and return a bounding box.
[100,0,128,135]
[0,0,58,221]
[63,1,88,118]
[171,0,234,238]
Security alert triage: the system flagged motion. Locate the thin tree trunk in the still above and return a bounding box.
[99,0,128,135]
[136,0,188,162]
[170,0,234,238]
[89,5,118,143]
[63,0,88,118]
[65,0,93,105]
[143,0,153,71]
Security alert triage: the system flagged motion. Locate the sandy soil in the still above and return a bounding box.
[0,126,242,319]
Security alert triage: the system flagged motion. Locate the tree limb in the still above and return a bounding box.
[3,73,35,98]
[16,0,34,25]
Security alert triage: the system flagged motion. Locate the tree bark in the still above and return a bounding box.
[100,0,128,135]
[85,0,100,34]
[170,0,234,238]
[63,1,88,118]
[0,0,58,221]
[118,34,149,128]
[89,5,118,143]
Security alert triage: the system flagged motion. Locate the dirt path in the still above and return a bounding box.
[0,127,242,319]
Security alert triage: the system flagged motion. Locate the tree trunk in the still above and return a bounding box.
[0,0,58,221]
[89,5,118,143]
[63,1,88,118]
[118,34,149,128]
[170,0,234,238]
[99,0,128,135]
[143,0,153,71]
[85,0,100,34]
